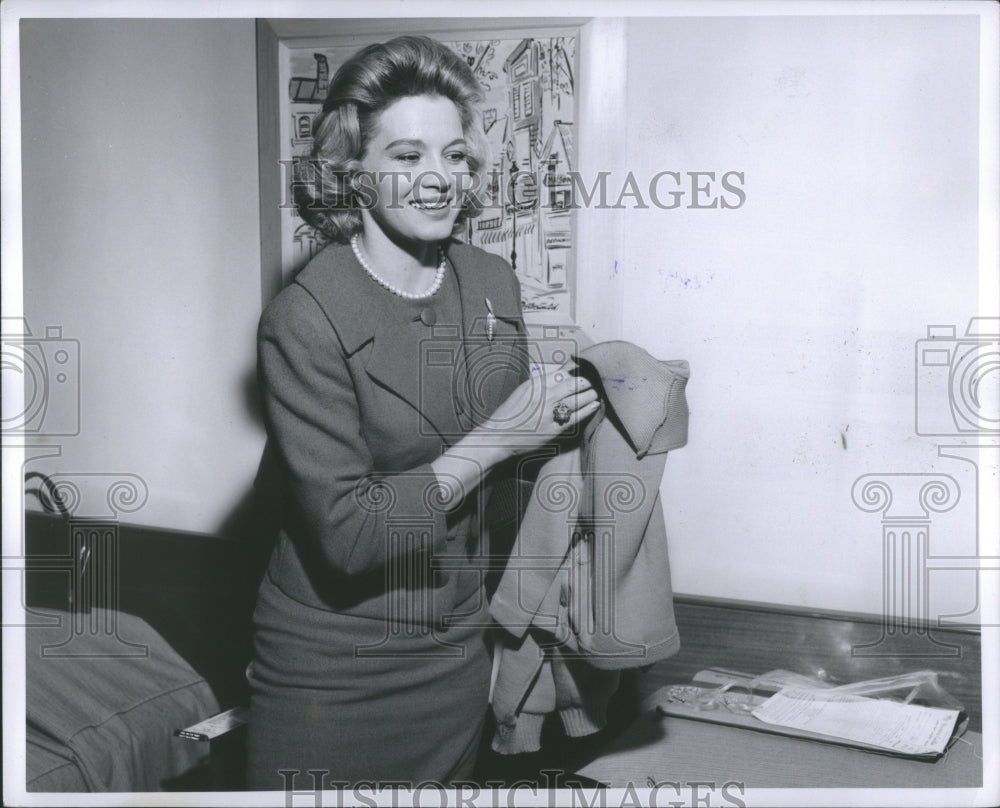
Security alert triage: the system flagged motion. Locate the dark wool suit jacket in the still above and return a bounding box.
[254,240,528,623]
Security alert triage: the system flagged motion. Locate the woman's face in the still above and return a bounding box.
[357,94,470,247]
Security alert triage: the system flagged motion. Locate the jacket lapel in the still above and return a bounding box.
[448,242,526,429]
[366,311,468,441]
[298,241,524,442]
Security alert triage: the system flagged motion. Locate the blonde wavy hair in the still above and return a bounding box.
[294,35,490,244]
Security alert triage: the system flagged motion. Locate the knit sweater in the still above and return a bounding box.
[489,340,690,753]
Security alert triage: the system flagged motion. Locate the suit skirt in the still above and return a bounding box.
[245,570,493,789]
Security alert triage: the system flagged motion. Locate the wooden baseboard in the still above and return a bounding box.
[674,591,982,633]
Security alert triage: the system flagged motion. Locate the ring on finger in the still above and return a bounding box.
[552,401,572,425]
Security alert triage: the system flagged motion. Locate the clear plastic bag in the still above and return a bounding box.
[692,668,965,716]
[824,670,965,710]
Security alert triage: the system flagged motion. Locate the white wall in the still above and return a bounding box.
[12,13,996,620]
[605,14,994,618]
[19,19,266,533]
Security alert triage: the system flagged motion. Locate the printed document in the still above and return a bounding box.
[751,688,961,756]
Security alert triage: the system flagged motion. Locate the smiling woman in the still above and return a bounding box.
[294,37,489,248]
[246,35,600,789]
[352,95,472,293]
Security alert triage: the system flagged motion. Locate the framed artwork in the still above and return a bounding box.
[258,19,601,328]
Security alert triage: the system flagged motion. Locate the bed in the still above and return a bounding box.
[25,608,220,791]
[22,497,263,793]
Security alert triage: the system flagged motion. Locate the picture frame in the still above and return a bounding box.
[256,17,627,341]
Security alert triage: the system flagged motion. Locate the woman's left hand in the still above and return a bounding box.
[476,360,601,457]
[430,361,600,509]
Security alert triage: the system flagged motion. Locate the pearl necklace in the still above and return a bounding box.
[350,234,447,300]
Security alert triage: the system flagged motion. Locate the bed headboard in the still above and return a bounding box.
[23,509,262,709]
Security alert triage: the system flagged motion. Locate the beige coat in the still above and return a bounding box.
[489,341,690,753]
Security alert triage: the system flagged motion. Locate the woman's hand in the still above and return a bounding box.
[430,361,600,509]
[479,361,600,456]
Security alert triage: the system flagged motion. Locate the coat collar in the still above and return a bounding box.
[576,341,690,458]
[294,240,523,442]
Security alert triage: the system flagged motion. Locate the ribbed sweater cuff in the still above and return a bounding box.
[491,713,546,755]
[559,701,608,737]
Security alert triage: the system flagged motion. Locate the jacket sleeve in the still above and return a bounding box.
[257,283,449,578]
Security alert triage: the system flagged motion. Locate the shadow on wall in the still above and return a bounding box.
[20,362,272,719]
[215,366,275,602]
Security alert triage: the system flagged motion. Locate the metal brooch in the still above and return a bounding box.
[485,297,496,345]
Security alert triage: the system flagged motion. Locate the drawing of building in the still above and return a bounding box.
[289,53,328,148]
[505,39,542,148]
[289,53,329,104]
[538,120,574,289]
[279,36,576,318]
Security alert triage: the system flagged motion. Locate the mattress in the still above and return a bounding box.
[25,608,220,792]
